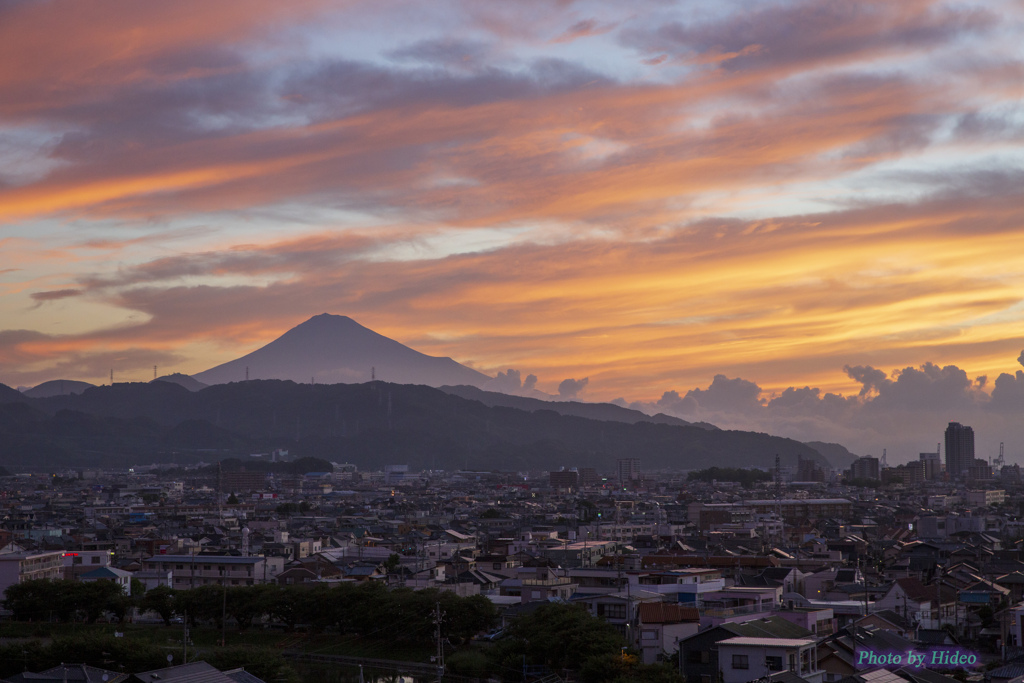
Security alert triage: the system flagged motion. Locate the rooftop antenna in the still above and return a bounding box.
[154,365,157,380]
[110,369,113,385]
[217,461,223,522]
[371,366,376,381]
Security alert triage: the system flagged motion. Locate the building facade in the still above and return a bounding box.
[945,422,975,477]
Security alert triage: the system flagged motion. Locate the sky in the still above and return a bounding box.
[2,0,1024,463]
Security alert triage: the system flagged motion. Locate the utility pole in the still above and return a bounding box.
[433,602,445,682]
[221,585,227,647]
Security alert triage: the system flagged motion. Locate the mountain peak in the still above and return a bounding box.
[193,314,489,388]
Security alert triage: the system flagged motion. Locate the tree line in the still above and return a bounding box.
[3,579,496,645]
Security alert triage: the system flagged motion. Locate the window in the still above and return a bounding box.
[766,656,783,671]
[91,557,101,564]
[642,630,657,640]
[597,603,627,619]
[732,655,749,670]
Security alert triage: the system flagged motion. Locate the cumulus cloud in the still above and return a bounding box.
[685,374,763,413]
[558,377,588,399]
[621,349,1024,465]
[523,373,537,391]
[487,368,523,392]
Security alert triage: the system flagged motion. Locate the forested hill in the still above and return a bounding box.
[0,379,828,472]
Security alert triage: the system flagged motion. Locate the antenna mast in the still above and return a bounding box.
[774,454,781,500]
[154,365,157,380]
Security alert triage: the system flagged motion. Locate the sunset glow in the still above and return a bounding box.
[3,0,1024,459]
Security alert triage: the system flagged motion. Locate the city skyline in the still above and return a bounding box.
[2,1,1024,459]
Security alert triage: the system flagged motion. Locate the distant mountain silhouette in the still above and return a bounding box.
[441,384,719,430]
[23,379,95,398]
[0,383,26,403]
[2,379,831,472]
[804,441,859,470]
[193,314,490,388]
[153,373,208,392]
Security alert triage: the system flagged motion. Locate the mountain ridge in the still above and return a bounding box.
[0,379,830,473]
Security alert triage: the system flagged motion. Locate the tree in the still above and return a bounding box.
[227,585,274,631]
[227,492,240,504]
[490,603,624,680]
[139,585,176,626]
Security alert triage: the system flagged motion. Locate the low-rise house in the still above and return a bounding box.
[636,602,699,664]
[80,566,133,595]
[678,615,813,683]
[718,637,822,683]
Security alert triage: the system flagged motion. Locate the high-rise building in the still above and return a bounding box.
[617,458,640,484]
[945,422,975,478]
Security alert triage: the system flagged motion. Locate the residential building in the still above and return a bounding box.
[945,421,975,477]
[0,550,64,598]
[141,554,273,588]
[718,637,822,683]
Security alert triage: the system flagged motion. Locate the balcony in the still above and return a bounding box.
[522,577,574,587]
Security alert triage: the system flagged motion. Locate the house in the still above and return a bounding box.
[2,664,127,682]
[130,660,268,682]
[852,610,913,639]
[678,616,813,683]
[636,602,700,664]
[718,637,822,683]
[872,578,956,629]
[574,589,665,638]
[517,565,576,603]
[80,566,133,595]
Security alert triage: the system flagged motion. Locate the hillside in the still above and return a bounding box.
[441,384,718,430]
[0,380,828,472]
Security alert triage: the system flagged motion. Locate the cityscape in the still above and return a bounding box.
[1,404,1024,683]
[3,0,1024,682]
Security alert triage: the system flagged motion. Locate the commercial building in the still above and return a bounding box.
[617,458,641,485]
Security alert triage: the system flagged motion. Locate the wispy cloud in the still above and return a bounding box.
[1,0,1023,461]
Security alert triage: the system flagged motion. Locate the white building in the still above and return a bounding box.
[717,637,823,683]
